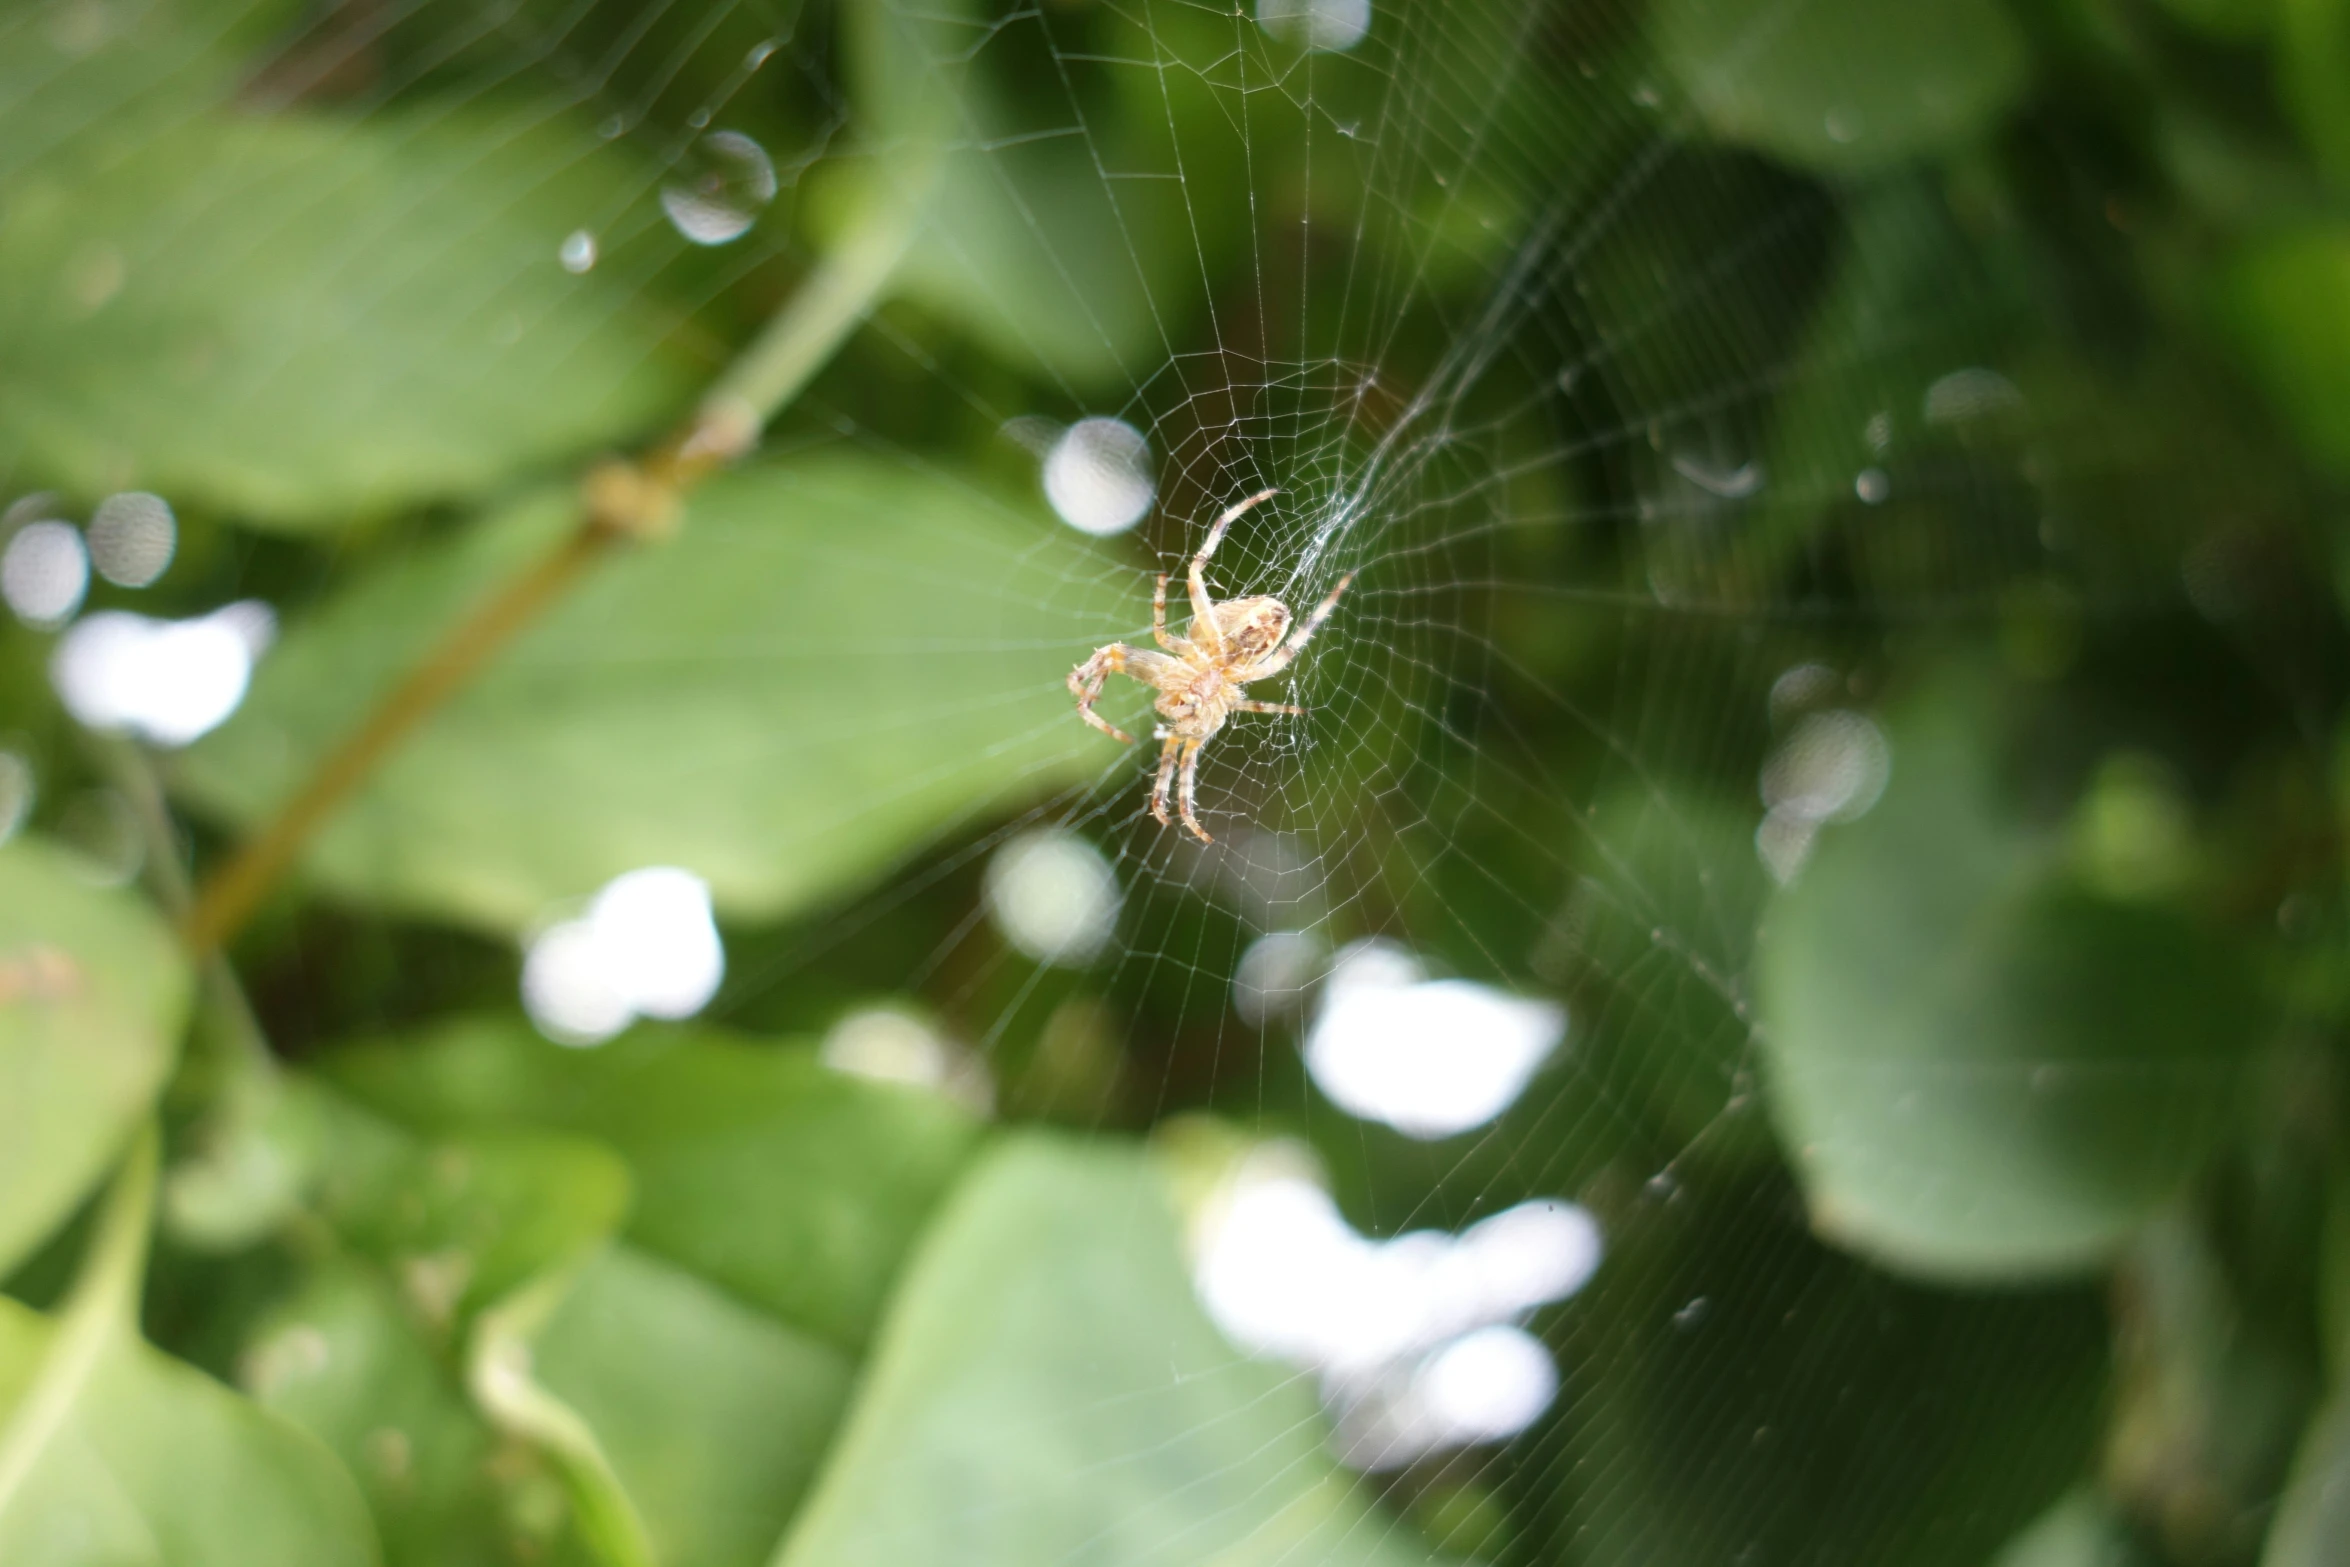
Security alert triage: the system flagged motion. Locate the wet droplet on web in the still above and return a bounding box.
[745,38,779,70]
[1854,467,1890,504]
[660,131,776,246]
[558,229,599,274]
[87,491,174,587]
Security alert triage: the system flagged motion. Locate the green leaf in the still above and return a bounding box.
[0,1295,376,1566]
[317,1022,972,1566]
[1991,1492,2146,1567]
[177,456,1132,932]
[529,1245,855,1567]
[769,1134,1439,1567]
[1653,0,2031,175]
[0,100,698,526]
[2282,0,2350,186]
[301,1088,631,1333]
[825,0,1192,383]
[1756,673,2259,1282]
[2211,225,2350,476]
[326,1020,982,1353]
[2266,1385,2350,1567]
[1532,1187,2107,1567]
[0,836,190,1278]
[1732,179,2017,600]
[2154,0,2275,37]
[246,1261,558,1567]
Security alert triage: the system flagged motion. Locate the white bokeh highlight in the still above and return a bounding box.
[86,492,175,587]
[820,1005,994,1113]
[1303,940,1564,1139]
[1192,1149,1599,1469]
[1233,929,1326,1025]
[1755,706,1892,884]
[985,828,1121,965]
[3,521,89,627]
[1258,0,1372,52]
[522,867,725,1046]
[51,603,273,746]
[1042,418,1157,536]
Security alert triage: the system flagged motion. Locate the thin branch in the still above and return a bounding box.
[181,186,924,955]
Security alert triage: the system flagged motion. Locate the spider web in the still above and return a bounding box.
[5,0,2199,1561]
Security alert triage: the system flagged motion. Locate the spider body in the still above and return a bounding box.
[1068,490,1354,843]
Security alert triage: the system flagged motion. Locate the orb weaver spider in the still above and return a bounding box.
[1068,489,1354,844]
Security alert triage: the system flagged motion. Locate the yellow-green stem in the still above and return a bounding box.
[0,1125,160,1520]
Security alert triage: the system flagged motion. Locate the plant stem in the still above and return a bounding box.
[97,735,278,1086]
[181,524,609,955]
[181,189,922,955]
[0,1125,159,1520]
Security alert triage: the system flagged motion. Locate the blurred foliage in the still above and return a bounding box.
[2,0,2350,1566]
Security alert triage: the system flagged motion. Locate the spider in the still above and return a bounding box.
[1069,489,1354,844]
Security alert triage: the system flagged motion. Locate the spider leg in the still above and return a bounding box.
[1234,700,1304,716]
[1149,734,1181,826]
[1242,570,1354,680]
[1152,575,1177,651]
[1068,644,1137,744]
[1176,739,1212,844]
[1188,488,1278,656]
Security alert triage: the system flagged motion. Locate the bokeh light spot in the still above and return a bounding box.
[1302,940,1564,1138]
[1042,418,1157,536]
[86,492,175,587]
[985,829,1121,965]
[3,520,89,628]
[521,866,725,1045]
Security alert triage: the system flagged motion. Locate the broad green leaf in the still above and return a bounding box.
[1532,1187,2106,1567]
[2266,1386,2350,1567]
[1756,674,2258,1282]
[247,1086,632,1564]
[2282,0,2350,187]
[326,1020,982,1351]
[302,1087,631,1332]
[1653,0,2030,175]
[0,100,698,526]
[2154,0,2274,36]
[0,2,292,184]
[530,1245,856,1567]
[246,1261,567,1567]
[1991,1492,2145,1567]
[318,1022,973,1565]
[1734,180,2016,601]
[177,457,1132,932]
[826,0,1191,383]
[770,1134,1441,1567]
[0,836,189,1277]
[2211,226,2350,476]
[0,1295,375,1566]
[1553,786,1776,1171]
